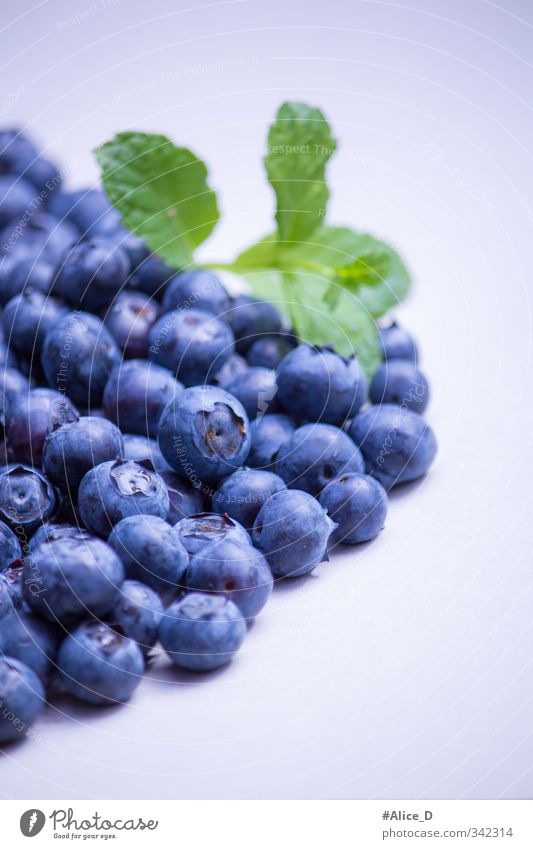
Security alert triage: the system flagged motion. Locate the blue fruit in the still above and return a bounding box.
[29,522,87,550]
[246,334,294,369]
[0,175,36,228]
[0,256,54,305]
[2,289,67,359]
[212,468,286,530]
[159,592,246,671]
[23,532,124,623]
[0,465,56,536]
[319,473,388,545]
[161,270,229,317]
[107,579,163,651]
[212,353,248,388]
[0,367,28,434]
[52,238,130,311]
[78,459,170,537]
[0,657,45,743]
[5,387,78,465]
[349,404,437,488]
[378,321,418,361]
[42,416,124,495]
[148,308,234,386]
[175,513,251,556]
[129,253,176,299]
[186,538,273,620]
[104,290,159,359]
[57,621,144,705]
[0,563,25,613]
[247,413,295,471]
[227,295,282,354]
[103,359,183,439]
[159,471,204,525]
[224,367,279,419]
[41,311,121,408]
[0,517,22,568]
[276,344,368,425]
[0,611,59,683]
[275,423,364,496]
[158,385,251,483]
[369,359,429,413]
[121,433,171,473]
[1,213,77,264]
[252,489,336,578]
[108,515,189,595]
[61,188,121,239]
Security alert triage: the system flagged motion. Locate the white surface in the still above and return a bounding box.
[1,0,532,799]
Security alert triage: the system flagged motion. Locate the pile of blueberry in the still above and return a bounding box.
[0,128,437,745]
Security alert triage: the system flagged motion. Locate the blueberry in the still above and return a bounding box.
[227,295,282,354]
[0,175,36,228]
[103,360,183,439]
[0,611,60,683]
[246,334,294,369]
[252,489,336,578]
[107,579,163,651]
[122,433,171,473]
[161,270,229,317]
[224,367,279,419]
[2,289,67,359]
[275,423,364,496]
[378,321,418,361]
[369,359,430,413]
[159,592,246,672]
[0,657,45,743]
[108,515,189,595]
[0,130,39,175]
[29,522,87,550]
[101,227,150,271]
[42,416,124,495]
[0,518,22,568]
[52,238,130,312]
[159,471,204,525]
[319,473,388,545]
[1,213,78,264]
[4,143,61,194]
[62,188,121,239]
[0,465,56,536]
[78,459,170,537]
[247,413,295,471]
[148,308,234,386]
[158,385,251,483]
[349,404,437,488]
[175,513,251,556]
[0,367,29,432]
[5,387,78,465]
[212,468,286,530]
[212,353,248,387]
[0,256,54,305]
[104,291,159,358]
[23,532,123,624]
[0,563,25,612]
[186,538,273,620]
[276,344,368,425]
[57,621,144,705]
[129,253,175,299]
[41,311,121,408]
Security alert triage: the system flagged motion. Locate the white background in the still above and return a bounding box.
[0,0,532,799]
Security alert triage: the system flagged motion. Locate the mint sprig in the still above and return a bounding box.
[95,132,219,268]
[94,102,411,377]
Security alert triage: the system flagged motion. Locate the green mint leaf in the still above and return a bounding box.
[232,225,410,317]
[265,102,336,243]
[230,244,382,377]
[94,131,219,268]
